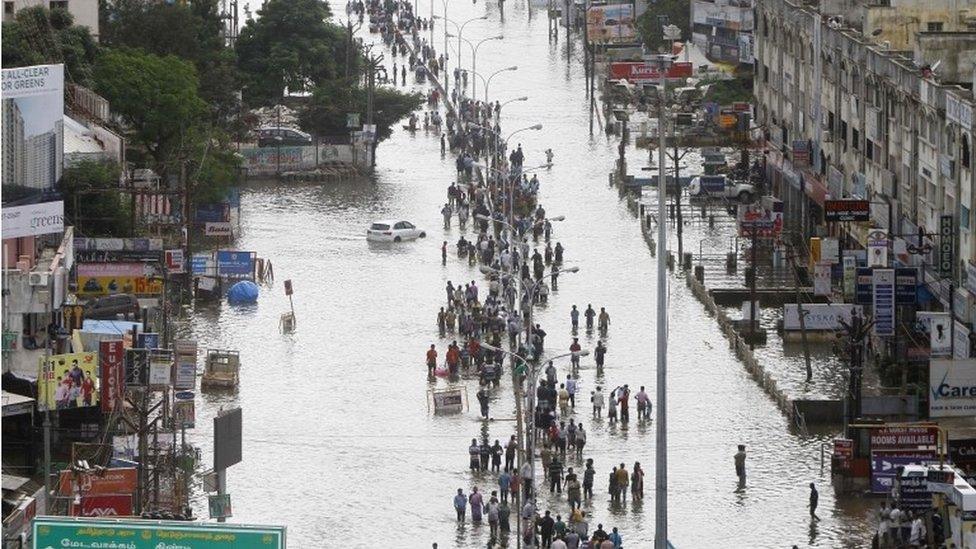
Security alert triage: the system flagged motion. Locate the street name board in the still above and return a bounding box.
[940,215,954,278]
[824,199,870,222]
[32,517,285,549]
[873,269,895,337]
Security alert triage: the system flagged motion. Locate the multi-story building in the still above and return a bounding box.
[753,0,976,322]
[24,121,63,189]
[2,99,26,187]
[691,0,755,65]
[2,0,99,38]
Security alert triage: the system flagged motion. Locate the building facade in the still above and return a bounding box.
[2,99,26,188]
[2,0,99,38]
[753,0,976,321]
[691,0,755,65]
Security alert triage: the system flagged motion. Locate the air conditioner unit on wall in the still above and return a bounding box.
[29,272,50,287]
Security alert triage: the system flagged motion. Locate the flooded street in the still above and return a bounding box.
[180,1,875,546]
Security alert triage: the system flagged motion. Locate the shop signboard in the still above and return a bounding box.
[71,494,133,517]
[216,250,254,276]
[432,388,465,413]
[867,229,889,268]
[813,263,831,295]
[208,494,233,519]
[821,238,839,264]
[77,263,162,296]
[32,517,285,549]
[737,202,784,238]
[57,467,138,497]
[149,351,172,387]
[949,438,976,464]
[174,340,198,390]
[783,304,861,331]
[870,450,936,493]
[873,268,895,336]
[940,215,955,278]
[607,61,693,83]
[137,332,159,349]
[833,438,854,470]
[1,200,64,238]
[954,320,971,359]
[124,348,150,387]
[586,4,636,44]
[898,469,933,510]
[870,426,940,450]
[164,249,185,273]
[99,341,124,413]
[843,256,856,300]
[192,252,217,276]
[929,359,976,417]
[895,268,917,304]
[205,222,233,237]
[824,199,870,222]
[37,352,99,411]
[174,392,196,429]
[929,313,952,357]
[792,140,809,165]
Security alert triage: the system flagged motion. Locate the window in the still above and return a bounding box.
[828,111,835,132]
[49,0,67,9]
[853,128,860,151]
[4,2,13,14]
[963,134,971,169]
[763,65,769,83]
[841,120,848,150]
[927,21,944,32]
[866,140,874,161]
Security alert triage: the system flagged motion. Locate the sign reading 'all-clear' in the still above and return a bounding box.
[33,517,286,549]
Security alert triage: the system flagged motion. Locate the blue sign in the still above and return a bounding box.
[856,267,873,304]
[217,250,254,276]
[873,269,896,337]
[895,267,918,304]
[191,253,210,275]
[871,452,934,493]
[138,333,160,349]
[195,203,229,223]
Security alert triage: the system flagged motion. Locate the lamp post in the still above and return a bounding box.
[448,32,502,99]
[485,66,517,104]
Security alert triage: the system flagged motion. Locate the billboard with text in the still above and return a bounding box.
[1,64,64,189]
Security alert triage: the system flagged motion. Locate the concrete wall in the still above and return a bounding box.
[238,143,367,176]
[915,33,976,83]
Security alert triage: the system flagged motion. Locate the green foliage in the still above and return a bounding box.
[636,0,690,53]
[93,48,208,172]
[100,0,239,121]
[702,78,753,105]
[235,0,353,105]
[1,6,98,86]
[299,81,423,142]
[59,160,132,236]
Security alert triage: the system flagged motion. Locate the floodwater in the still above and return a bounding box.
[178,1,877,546]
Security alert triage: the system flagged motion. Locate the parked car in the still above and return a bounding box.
[366,220,426,242]
[84,294,140,320]
[257,127,313,147]
[688,175,756,203]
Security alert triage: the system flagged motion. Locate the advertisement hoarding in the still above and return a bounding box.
[929,359,976,417]
[125,348,150,387]
[1,64,64,190]
[607,61,693,84]
[824,199,870,222]
[586,4,636,44]
[1,200,64,239]
[57,467,138,497]
[205,222,233,237]
[99,341,124,413]
[33,517,285,549]
[870,451,936,493]
[77,263,162,296]
[37,352,99,411]
[71,494,133,518]
[940,215,954,278]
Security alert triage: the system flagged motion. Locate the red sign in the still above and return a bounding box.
[608,61,693,83]
[833,438,854,470]
[99,340,125,413]
[58,467,138,496]
[71,494,133,517]
[870,426,940,450]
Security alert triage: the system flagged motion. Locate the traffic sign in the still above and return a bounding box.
[33,517,285,549]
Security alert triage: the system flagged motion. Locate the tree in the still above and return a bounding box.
[636,0,691,54]
[235,0,352,106]
[1,6,98,86]
[93,48,208,173]
[299,81,423,142]
[100,0,240,122]
[59,160,132,236]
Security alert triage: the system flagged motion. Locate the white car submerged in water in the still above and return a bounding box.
[366,220,426,242]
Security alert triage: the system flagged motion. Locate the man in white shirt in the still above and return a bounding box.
[909,514,925,547]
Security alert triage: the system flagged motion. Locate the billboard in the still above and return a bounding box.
[214,407,242,470]
[71,494,133,517]
[870,450,936,493]
[783,303,861,331]
[1,200,64,239]
[823,199,870,222]
[873,268,895,337]
[929,359,976,417]
[586,4,636,44]
[77,262,162,296]
[124,348,150,387]
[58,467,138,497]
[1,64,64,190]
[99,341,125,413]
[38,352,99,411]
[33,517,285,549]
[737,200,784,237]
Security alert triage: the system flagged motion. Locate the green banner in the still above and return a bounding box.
[33,517,285,549]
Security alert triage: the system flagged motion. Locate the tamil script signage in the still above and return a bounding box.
[1,200,64,239]
[32,517,285,549]
[824,199,869,222]
[782,303,861,331]
[929,359,976,417]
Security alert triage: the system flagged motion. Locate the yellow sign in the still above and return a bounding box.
[77,276,161,296]
[38,352,99,411]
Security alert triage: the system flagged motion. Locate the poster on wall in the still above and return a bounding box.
[37,352,99,411]
[1,64,64,190]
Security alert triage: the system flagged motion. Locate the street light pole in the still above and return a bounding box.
[654,50,670,549]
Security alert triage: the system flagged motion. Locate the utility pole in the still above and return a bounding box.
[839,310,872,437]
[787,243,812,382]
[42,303,52,501]
[654,51,669,549]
